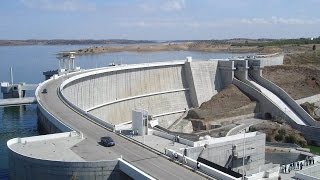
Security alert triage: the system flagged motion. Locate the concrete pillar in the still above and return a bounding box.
[184,60,199,107]
[248,59,263,78]
[218,61,235,89]
[233,60,249,81]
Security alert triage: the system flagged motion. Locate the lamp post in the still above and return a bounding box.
[143,109,148,144]
[242,130,246,180]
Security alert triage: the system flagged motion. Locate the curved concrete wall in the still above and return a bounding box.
[90,91,189,126]
[63,63,188,110]
[61,61,194,127]
[7,134,129,180]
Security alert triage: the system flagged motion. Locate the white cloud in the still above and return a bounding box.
[117,18,232,29]
[161,0,186,11]
[139,0,186,12]
[241,17,320,25]
[21,0,96,12]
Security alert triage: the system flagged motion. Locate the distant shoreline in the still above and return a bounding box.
[1,39,319,55]
[0,39,156,46]
[73,43,283,55]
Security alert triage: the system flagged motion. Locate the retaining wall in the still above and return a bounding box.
[186,132,265,172]
[255,54,284,67]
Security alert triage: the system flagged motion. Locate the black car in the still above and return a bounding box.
[42,88,48,93]
[100,136,115,147]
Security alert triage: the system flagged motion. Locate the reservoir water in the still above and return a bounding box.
[0,45,250,179]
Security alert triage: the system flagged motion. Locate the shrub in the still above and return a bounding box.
[266,135,272,142]
[285,134,297,144]
[298,140,307,147]
[275,134,284,141]
[249,126,257,132]
[278,129,286,136]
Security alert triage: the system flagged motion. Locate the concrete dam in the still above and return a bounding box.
[7,54,320,180]
[61,60,224,129]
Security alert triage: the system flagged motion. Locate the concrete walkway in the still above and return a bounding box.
[226,118,262,136]
[277,161,320,180]
[0,97,36,106]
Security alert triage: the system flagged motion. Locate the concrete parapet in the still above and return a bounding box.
[165,149,241,180]
[35,79,73,133]
[245,164,280,180]
[118,159,156,180]
[152,130,195,146]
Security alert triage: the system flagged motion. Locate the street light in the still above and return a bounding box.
[143,109,148,144]
[242,130,246,180]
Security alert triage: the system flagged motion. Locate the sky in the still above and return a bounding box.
[0,0,320,40]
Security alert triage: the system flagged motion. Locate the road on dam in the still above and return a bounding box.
[38,75,207,180]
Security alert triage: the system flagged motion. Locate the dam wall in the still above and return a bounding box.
[61,60,221,128]
[63,64,189,110]
[185,61,223,107]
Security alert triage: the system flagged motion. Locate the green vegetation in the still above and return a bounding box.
[278,129,286,136]
[301,102,316,114]
[231,37,320,47]
[306,145,320,155]
[274,134,284,141]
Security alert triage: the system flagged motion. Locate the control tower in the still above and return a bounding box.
[43,51,81,79]
[57,51,80,74]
